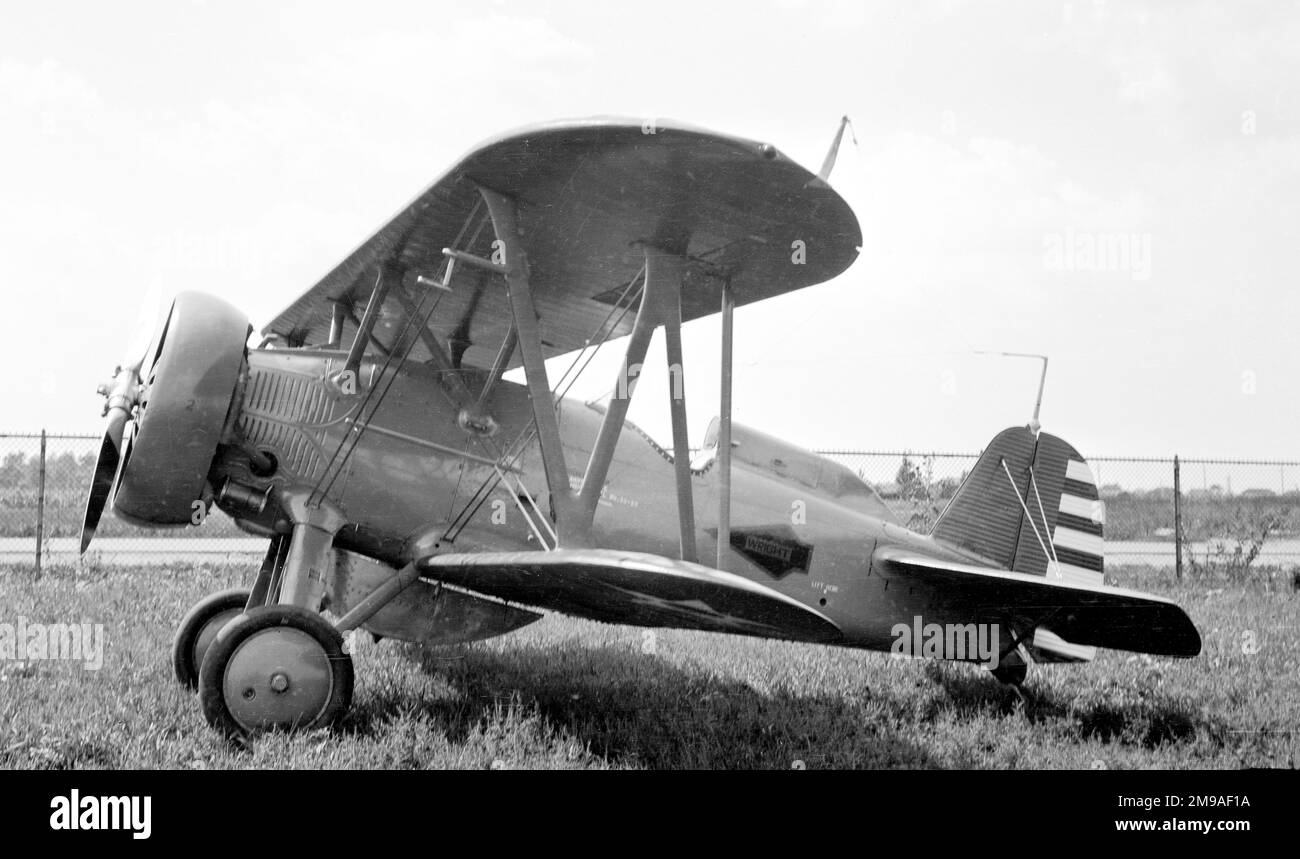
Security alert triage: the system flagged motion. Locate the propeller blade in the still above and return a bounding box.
[80,408,130,554]
[124,283,169,374]
[81,293,174,553]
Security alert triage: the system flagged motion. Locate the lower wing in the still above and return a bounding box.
[418,548,841,644]
[874,547,1201,658]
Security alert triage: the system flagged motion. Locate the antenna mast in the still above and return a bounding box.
[817,115,857,182]
[976,351,1049,435]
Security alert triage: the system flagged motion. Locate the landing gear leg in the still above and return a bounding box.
[197,489,354,740]
[991,639,1031,703]
[991,659,1028,688]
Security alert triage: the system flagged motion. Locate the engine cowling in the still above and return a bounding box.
[109,291,250,527]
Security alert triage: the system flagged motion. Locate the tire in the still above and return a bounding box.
[198,604,353,741]
[172,588,250,690]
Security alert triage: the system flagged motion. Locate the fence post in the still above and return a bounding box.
[35,429,47,578]
[1173,454,1182,580]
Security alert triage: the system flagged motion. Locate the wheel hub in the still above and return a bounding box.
[223,627,333,732]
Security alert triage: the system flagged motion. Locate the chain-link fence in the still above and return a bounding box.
[820,451,1300,573]
[3,432,1298,573]
[0,432,262,571]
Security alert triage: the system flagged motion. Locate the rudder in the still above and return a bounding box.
[931,426,1105,587]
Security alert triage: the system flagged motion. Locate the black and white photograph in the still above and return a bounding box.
[0,0,1294,837]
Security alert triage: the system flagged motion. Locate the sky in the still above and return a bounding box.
[1,0,1297,459]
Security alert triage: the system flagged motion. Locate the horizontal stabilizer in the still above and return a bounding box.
[875,548,1200,657]
[418,548,841,644]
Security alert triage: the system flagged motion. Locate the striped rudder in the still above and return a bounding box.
[931,426,1105,586]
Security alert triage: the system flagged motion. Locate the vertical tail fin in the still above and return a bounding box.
[931,426,1105,587]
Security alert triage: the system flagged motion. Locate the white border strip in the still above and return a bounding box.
[1059,493,1105,525]
[1055,562,1104,587]
[1033,627,1097,661]
[1053,526,1105,557]
[1065,459,1095,485]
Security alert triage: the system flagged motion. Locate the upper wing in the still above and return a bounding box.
[262,117,862,370]
[874,547,1201,657]
[418,547,841,644]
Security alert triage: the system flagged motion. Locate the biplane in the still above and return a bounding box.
[80,118,1201,739]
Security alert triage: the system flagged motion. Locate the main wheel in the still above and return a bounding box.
[172,588,250,690]
[198,604,353,740]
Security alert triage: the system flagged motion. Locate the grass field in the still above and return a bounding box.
[1,562,1297,769]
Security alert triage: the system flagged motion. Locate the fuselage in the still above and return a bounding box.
[213,346,973,650]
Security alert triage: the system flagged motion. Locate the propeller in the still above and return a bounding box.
[80,291,171,553]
